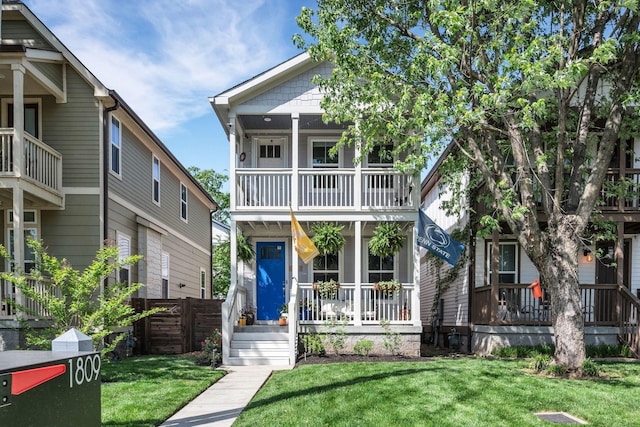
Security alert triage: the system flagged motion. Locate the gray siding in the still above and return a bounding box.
[42,69,101,187]
[108,123,212,246]
[2,18,54,50]
[32,62,64,92]
[41,194,101,271]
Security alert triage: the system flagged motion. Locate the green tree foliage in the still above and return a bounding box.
[2,240,163,353]
[296,1,640,370]
[212,240,231,297]
[188,167,230,224]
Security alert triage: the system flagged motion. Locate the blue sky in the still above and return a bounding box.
[25,0,317,178]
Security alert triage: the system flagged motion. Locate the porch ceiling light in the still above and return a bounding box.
[263,116,272,122]
[583,249,593,263]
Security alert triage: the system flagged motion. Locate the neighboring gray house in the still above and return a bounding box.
[0,1,217,349]
[210,52,422,366]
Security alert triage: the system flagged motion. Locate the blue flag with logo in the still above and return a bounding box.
[417,209,464,266]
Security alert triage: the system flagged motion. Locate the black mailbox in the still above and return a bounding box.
[0,350,101,426]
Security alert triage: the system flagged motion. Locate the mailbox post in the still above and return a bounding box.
[0,329,101,426]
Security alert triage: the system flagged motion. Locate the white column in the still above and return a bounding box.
[412,220,421,326]
[354,220,362,326]
[291,113,299,210]
[12,64,25,313]
[354,143,362,211]
[228,114,236,211]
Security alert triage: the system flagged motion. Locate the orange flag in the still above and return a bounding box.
[290,209,319,264]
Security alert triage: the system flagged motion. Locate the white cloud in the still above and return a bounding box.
[23,0,304,131]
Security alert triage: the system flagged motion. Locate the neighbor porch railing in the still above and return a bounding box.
[0,129,62,193]
[618,285,640,357]
[296,282,415,325]
[601,168,640,211]
[472,283,626,327]
[0,277,60,319]
[235,168,414,210]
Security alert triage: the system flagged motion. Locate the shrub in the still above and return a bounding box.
[324,318,348,355]
[581,358,600,377]
[381,319,402,355]
[301,333,325,357]
[354,339,374,356]
[546,364,567,377]
[197,329,222,366]
[529,354,553,372]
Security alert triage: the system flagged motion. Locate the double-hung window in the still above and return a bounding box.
[152,155,160,205]
[161,253,169,298]
[487,242,518,284]
[200,268,207,299]
[313,253,339,283]
[110,116,122,176]
[311,139,339,189]
[117,232,131,285]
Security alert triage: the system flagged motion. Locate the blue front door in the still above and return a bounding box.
[256,241,285,320]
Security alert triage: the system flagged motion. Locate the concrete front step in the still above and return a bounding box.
[231,340,289,349]
[225,356,291,366]
[232,332,288,341]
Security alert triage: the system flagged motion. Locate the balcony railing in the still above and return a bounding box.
[0,129,62,194]
[295,282,415,325]
[600,169,640,211]
[235,168,414,210]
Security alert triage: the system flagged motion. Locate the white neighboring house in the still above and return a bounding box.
[420,142,640,356]
[210,52,422,366]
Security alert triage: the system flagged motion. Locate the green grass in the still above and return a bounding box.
[101,355,224,427]
[234,358,640,427]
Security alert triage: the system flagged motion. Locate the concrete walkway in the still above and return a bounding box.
[160,365,293,427]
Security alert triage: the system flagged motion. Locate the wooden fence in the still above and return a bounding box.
[131,298,222,355]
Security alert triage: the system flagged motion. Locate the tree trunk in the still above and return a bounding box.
[540,232,586,371]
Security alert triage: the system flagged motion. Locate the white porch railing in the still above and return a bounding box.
[235,168,414,209]
[296,282,415,325]
[0,129,62,193]
[0,277,61,319]
[221,282,247,365]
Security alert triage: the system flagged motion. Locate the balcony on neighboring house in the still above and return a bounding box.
[0,128,63,208]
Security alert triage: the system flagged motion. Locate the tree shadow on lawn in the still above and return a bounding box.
[244,365,438,410]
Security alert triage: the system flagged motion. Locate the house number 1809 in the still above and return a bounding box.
[68,355,101,388]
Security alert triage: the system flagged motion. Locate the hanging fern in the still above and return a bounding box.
[237,233,255,262]
[369,222,405,258]
[311,222,346,255]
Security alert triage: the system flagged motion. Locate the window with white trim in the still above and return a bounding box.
[200,268,206,299]
[180,183,188,221]
[152,155,160,204]
[117,232,131,285]
[161,253,169,298]
[487,242,518,284]
[110,116,122,175]
[313,253,339,283]
[311,139,340,189]
[367,251,395,283]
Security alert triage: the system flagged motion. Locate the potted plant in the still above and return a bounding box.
[241,304,256,325]
[279,303,288,326]
[369,222,405,258]
[373,279,402,292]
[313,279,340,299]
[311,222,346,255]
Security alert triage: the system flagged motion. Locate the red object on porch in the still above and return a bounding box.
[528,280,543,299]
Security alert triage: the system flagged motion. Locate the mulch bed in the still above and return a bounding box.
[295,346,460,366]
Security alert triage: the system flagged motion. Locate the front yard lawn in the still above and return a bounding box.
[234,358,640,427]
[101,355,224,426]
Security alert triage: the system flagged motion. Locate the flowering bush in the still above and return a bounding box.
[197,329,222,366]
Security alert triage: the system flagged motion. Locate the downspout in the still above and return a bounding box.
[102,99,119,246]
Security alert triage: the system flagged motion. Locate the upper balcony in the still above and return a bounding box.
[235,168,415,211]
[0,128,63,208]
